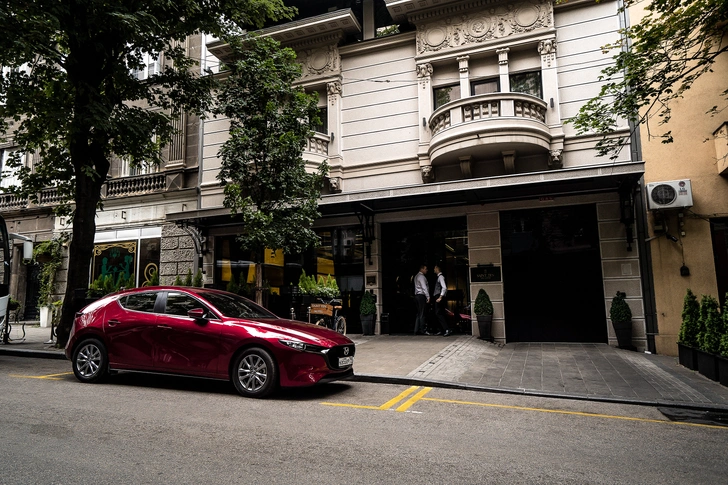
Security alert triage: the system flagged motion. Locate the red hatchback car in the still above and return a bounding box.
[65,287,355,398]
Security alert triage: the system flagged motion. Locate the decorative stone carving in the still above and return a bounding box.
[415,0,553,55]
[548,149,563,169]
[421,165,434,182]
[296,45,340,79]
[502,151,516,174]
[457,55,470,73]
[538,38,557,67]
[328,176,342,193]
[496,48,509,66]
[327,81,342,106]
[416,63,433,78]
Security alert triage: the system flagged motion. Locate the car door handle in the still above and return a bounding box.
[157,325,172,330]
[107,319,121,327]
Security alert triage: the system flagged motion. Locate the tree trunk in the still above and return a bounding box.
[55,141,109,347]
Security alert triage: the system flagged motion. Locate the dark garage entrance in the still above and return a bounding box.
[500,205,607,343]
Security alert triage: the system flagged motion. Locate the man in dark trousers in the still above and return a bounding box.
[413,264,430,335]
[433,265,452,336]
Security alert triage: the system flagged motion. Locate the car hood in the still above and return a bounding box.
[229,317,353,346]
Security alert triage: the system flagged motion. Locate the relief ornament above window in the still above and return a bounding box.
[415,0,553,55]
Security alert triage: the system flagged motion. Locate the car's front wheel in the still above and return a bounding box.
[232,347,278,398]
[72,338,109,383]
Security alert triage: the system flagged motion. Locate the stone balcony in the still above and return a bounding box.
[428,92,556,172]
[303,132,330,166]
[105,172,167,198]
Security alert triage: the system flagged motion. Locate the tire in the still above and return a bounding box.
[334,316,346,335]
[72,338,108,383]
[232,347,278,398]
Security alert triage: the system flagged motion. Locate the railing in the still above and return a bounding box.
[0,193,27,210]
[429,92,548,136]
[38,187,64,206]
[105,172,166,198]
[305,133,330,157]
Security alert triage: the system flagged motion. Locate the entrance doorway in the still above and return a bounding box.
[381,217,469,334]
[500,205,607,343]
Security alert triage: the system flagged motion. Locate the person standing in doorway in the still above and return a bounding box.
[414,264,430,335]
[433,265,452,336]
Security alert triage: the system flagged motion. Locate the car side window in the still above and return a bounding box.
[119,293,158,313]
[165,292,209,317]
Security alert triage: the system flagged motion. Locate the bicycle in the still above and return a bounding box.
[308,297,346,335]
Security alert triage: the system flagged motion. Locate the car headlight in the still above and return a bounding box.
[279,339,329,354]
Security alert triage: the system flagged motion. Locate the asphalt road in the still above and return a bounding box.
[1,356,726,484]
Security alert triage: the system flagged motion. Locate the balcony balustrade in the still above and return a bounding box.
[105,172,166,198]
[303,132,330,166]
[0,193,27,210]
[428,92,552,167]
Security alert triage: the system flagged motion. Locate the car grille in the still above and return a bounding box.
[325,344,356,370]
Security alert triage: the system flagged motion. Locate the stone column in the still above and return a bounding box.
[458,55,470,99]
[497,48,513,116]
[538,37,565,167]
[160,224,196,285]
[327,80,344,181]
[417,63,434,182]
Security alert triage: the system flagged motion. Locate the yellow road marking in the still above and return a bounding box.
[321,385,424,411]
[421,397,727,430]
[9,371,73,381]
[379,386,420,410]
[396,387,432,412]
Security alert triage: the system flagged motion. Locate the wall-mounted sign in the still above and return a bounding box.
[470,266,502,283]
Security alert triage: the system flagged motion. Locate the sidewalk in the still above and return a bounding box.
[4,324,728,411]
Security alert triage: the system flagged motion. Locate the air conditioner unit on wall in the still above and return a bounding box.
[646,179,693,210]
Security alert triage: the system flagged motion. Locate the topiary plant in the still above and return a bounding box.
[183,268,193,286]
[609,291,632,324]
[173,274,183,286]
[678,288,700,347]
[474,288,493,316]
[193,269,203,288]
[698,294,721,354]
[360,290,376,316]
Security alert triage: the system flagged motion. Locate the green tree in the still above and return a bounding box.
[569,0,728,158]
[679,288,701,347]
[698,294,722,354]
[0,0,294,346]
[217,36,327,304]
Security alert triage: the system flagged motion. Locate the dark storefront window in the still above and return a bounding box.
[92,238,160,287]
[710,219,728,309]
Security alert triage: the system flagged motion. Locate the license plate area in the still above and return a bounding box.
[338,356,354,367]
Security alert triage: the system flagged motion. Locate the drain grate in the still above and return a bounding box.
[658,407,728,427]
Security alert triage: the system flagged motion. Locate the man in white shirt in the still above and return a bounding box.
[413,265,430,335]
[433,265,452,336]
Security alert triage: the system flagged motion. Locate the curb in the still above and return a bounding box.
[349,373,728,413]
[0,348,67,360]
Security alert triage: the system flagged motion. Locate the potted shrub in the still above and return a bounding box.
[609,291,632,349]
[697,294,721,381]
[719,296,728,386]
[677,289,700,370]
[7,297,20,312]
[474,288,493,341]
[360,290,376,335]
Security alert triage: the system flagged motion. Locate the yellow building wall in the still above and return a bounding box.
[638,25,728,355]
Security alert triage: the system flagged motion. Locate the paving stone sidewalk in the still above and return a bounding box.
[5,324,728,410]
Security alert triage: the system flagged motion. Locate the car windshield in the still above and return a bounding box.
[199,291,278,319]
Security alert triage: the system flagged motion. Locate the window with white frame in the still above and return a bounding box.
[131,51,161,81]
[0,149,24,189]
[120,132,160,177]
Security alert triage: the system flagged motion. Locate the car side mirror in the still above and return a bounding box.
[187,308,207,321]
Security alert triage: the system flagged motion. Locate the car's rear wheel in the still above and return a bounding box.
[232,347,277,398]
[334,316,346,334]
[72,338,108,383]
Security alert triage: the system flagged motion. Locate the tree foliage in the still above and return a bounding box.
[0,0,294,346]
[569,0,728,158]
[217,35,327,256]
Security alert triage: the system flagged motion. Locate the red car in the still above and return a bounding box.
[65,287,355,398]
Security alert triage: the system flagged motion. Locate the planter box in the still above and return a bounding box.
[677,343,699,371]
[696,349,720,381]
[718,356,728,387]
[612,320,632,349]
[477,315,492,341]
[361,314,375,335]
